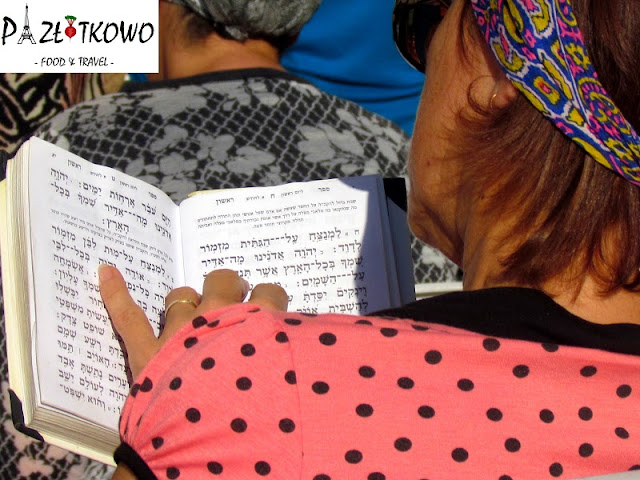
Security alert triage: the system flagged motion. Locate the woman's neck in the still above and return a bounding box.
[152,34,284,81]
[460,216,640,326]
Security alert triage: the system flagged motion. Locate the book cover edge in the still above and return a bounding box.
[382,177,408,212]
[9,388,44,442]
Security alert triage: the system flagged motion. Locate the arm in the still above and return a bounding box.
[112,464,137,480]
[99,265,289,478]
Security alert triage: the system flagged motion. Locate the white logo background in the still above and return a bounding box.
[1,0,158,73]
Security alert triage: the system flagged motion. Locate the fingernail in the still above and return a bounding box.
[98,264,113,282]
[242,278,250,296]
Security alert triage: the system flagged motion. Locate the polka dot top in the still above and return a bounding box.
[116,303,640,480]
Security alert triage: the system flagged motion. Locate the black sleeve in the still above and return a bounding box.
[114,442,158,480]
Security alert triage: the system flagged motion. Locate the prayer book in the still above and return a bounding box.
[0,136,414,464]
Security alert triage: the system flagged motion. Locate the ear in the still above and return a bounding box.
[489,75,518,110]
[478,36,518,111]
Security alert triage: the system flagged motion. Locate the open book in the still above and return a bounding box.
[0,137,414,465]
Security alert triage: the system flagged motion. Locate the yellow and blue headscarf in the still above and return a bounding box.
[471,0,640,186]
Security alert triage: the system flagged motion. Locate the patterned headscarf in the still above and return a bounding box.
[166,0,322,42]
[470,0,640,187]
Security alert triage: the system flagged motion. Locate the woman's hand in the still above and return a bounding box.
[98,265,288,379]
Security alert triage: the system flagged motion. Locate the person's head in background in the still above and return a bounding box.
[149,0,322,80]
[395,0,640,322]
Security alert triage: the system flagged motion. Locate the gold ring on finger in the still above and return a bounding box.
[165,298,198,316]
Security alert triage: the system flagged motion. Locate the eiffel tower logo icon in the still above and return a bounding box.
[18,4,36,44]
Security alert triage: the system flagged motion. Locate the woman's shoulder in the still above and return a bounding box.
[119,303,640,479]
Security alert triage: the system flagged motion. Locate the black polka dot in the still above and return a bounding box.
[279,418,295,433]
[549,463,563,477]
[615,427,630,439]
[359,366,376,378]
[579,443,593,457]
[184,337,198,348]
[425,350,442,364]
[617,384,632,398]
[167,467,180,479]
[313,475,331,480]
[151,437,163,449]
[284,318,302,326]
[394,437,412,452]
[207,319,220,328]
[312,381,330,394]
[241,343,256,356]
[499,476,513,480]
[397,377,414,389]
[368,473,386,480]
[487,408,503,421]
[345,449,363,464]
[630,465,640,471]
[418,405,435,418]
[578,407,593,421]
[186,408,201,423]
[207,462,223,474]
[355,319,372,325]
[169,377,182,390]
[255,461,271,476]
[542,343,559,352]
[231,418,247,433]
[512,365,530,378]
[192,316,207,328]
[139,377,153,392]
[356,403,374,417]
[451,448,468,462]
[275,331,289,343]
[130,384,140,397]
[483,338,500,352]
[540,409,555,423]
[201,357,215,370]
[380,327,398,337]
[505,438,521,452]
[457,379,474,391]
[247,307,261,313]
[580,366,597,377]
[236,377,252,391]
[300,312,317,317]
[284,370,297,384]
[412,324,429,331]
[319,333,337,345]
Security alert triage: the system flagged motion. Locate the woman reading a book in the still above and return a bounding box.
[100,0,640,478]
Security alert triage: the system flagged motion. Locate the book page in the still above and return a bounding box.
[26,138,182,431]
[180,176,395,314]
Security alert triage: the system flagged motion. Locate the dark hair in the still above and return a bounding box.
[182,8,296,54]
[454,0,640,294]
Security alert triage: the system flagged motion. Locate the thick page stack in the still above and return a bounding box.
[0,137,414,464]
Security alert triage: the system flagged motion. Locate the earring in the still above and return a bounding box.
[489,92,498,111]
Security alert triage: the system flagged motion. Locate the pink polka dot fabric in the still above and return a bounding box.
[118,304,640,479]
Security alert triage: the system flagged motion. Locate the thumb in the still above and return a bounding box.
[98,264,159,379]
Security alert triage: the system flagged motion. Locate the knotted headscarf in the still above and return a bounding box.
[166,0,322,41]
[471,0,640,186]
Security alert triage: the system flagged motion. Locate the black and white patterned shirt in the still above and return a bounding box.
[36,67,459,285]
